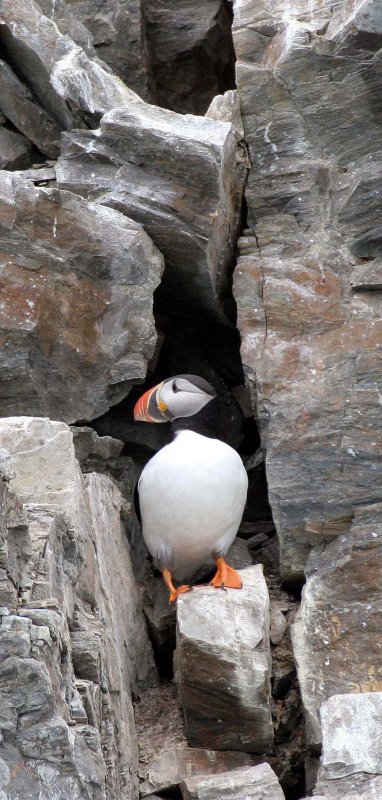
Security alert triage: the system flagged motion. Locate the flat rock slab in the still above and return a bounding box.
[180,762,285,800]
[0,172,163,422]
[319,693,382,781]
[175,565,273,752]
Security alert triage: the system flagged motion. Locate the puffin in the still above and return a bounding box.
[134,374,248,602]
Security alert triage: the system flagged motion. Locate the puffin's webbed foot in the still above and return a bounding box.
[209,556,242,590]
[162,568,191,604]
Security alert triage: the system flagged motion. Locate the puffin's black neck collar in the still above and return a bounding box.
[170,396,222,441]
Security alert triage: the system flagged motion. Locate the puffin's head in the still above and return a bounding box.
[134,374,217,423]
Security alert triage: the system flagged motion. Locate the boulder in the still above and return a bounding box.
[232,0,382,581]
[0,59,61,158]
[0,0,139,134]
[291,503,382,749]
[314,693,382,799]
[175,565,273,752]
[0,126,33,170]
[65,0,153,101]
[0,417,157,799]
[56,98,248,325]
[0,172,163,422]
[180,762,285,800]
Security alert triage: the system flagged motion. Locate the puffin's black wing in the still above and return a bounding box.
[133,481,141,523]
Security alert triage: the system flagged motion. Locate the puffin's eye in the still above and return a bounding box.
[172,381,179,393]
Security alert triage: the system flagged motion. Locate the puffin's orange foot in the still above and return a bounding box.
[169,585,191,603]
[209,557,242,590]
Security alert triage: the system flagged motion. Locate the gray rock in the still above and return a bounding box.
[0,173,163,422]
[37,0,95,54]
[144,0,235,114]
[319,693,382,781]
[232,0,382,581]
[66,0,153,101]
[175,565,273,752]
[180,762,285,800]
[57,99,247,323]
[291,503,382,749]
[0,450,15,483]
[0,0,139,133]
[0,58,61,158]
[0,417,157,798]
[0,126,33,170]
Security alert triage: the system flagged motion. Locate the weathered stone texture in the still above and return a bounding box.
[314,693,382,800]
[0,0,139,134]
[144,0,236,114]
[180,762,285,800]
[291,503,382,750]
[56,98,247,322]
[0,172,163,422]
[175,565,273,753]
[66,0,153,101]
[232,0,382,580]
[0,417,157,799]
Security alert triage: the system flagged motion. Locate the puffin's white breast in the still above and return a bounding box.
[138,430,248,580]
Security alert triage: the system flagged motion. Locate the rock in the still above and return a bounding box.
[291,503,382,750]
[0,59,61,158]
[0,417,157,798]
[66,0,153,101]
[270,608,287,646]
[319,692,382,781]
[144,0,236,114]
[0,0,139,132]
[137,682,257,795]
[0,449,15,483]
[314,693,382,799]
[206,89,244,137]
[0,172,163,422]
[37,0,95,54]
[0,126,33,170]
[232,0,382,581]
[56,98,247,326]
[180,762,285,800]
[143,537,252,678]
[175,565,273,752]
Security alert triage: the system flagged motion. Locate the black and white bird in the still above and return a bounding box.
[134,374,248,602]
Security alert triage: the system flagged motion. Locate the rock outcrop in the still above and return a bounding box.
[0,172,163,422]
[291,503,382,750]
[175,565,273,753]
[0,418,156,799]
[232,0,382,581]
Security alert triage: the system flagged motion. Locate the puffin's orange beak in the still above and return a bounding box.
[134,382,168,423]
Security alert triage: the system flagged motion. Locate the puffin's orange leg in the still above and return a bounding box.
[162,569,191,604]
[209,557,242,590]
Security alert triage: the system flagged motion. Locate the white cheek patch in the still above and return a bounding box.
[160,379,214,419]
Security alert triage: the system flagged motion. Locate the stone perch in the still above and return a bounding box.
[175,565,273,752]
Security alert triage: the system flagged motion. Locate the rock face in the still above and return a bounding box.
[180,762,285,800]
[232,0,382,581]
[65,0,153,101]
[0,417,157,799]
[313,693,382,800]
[56,97,248,324]
[144,0,236,114]
[0,0,139,133]
[0,172,163,422]
[291,503,382,750]
[175,566,273,753]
